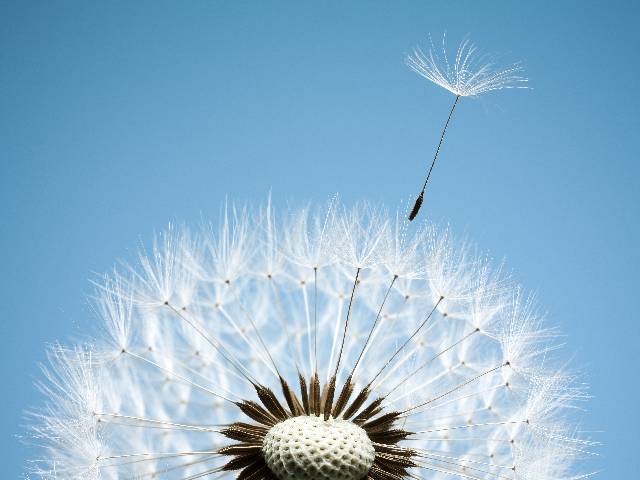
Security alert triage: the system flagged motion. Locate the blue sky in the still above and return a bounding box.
[1,1,638,478]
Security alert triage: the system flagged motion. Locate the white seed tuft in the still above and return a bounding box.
[406,35,528,97]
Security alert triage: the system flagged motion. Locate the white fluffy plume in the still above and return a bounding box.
[406,36,528,98]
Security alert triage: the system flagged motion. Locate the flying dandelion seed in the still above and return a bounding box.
[406,36,528,221]
[28,200,593,480]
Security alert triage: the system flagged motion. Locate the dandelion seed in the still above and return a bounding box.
[28,201,590,480]
[406,35,528,221]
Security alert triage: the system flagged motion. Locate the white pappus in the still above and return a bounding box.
[27,199,593,480]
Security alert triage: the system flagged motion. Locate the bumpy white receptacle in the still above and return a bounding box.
[262,415,375,480]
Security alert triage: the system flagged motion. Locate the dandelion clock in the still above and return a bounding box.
[27,38,593,480]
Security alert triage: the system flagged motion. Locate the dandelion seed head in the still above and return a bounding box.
[28,200,589,480]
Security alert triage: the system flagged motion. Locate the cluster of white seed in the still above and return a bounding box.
[262,416,375,480]
[27,201,592,480]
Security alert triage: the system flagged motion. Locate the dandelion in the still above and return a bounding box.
[406,36,528,221]
[28,200,591,480]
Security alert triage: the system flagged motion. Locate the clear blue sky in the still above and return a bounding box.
[1,1,638,478]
